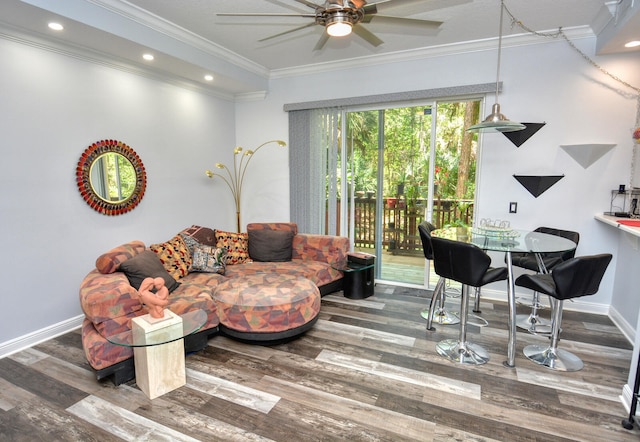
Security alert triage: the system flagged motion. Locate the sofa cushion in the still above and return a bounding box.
[212,273,320,335]
[215,230,250,265]
[95,240,146,274]
[246,222,298,235]
[118,250,180,293]
[180,225,216,246]
[150,235,192,279]
[248,229,294,262]
[292,233,350,264]
[80,270,143,324]
[224,260,343,288]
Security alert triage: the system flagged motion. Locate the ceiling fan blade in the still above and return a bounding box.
[259,22,318,42]
[363,15,442,30]
[370,0,429,7]
[217,13,316,18]
[293,0,323,9]
[350,0,368,7]
[371,0,472,13]
[313,32,330,51]
[353,25,384,47]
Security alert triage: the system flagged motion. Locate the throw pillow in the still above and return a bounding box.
[248,229,294,262]
[179,233,201,255]
[215,230,250,265]
[190,244,227,274]
[179,225,216,246]
[149,235,192,280]
[118,250,180,293]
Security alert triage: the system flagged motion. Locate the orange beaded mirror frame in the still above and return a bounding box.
[76,139,146,215]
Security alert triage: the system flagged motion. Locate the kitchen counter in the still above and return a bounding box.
[595,212,640,414]
[594,213,640,238]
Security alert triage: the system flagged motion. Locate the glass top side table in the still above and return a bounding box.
[106,309,208,347]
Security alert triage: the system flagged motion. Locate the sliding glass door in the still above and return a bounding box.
[335,99,480,287]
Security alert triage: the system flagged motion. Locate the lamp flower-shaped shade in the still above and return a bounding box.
[205,140,287,232]
[633,127,640,144]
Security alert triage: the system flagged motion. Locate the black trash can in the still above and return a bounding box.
[343,253,375,299]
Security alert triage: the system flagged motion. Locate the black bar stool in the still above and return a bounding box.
[515,253,611,371]
[418,222,459,330]
[430,236,508,365]
[511,227,579,334]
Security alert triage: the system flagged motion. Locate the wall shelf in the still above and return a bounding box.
[513,175,564,198]
[560,143,616,169]
[502,122,546,147]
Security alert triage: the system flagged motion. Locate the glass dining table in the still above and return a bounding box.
[431,226,577,367]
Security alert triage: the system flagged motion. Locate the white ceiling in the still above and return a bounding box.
[2,0,639,96]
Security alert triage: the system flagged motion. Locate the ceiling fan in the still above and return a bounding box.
[217,0,450,51]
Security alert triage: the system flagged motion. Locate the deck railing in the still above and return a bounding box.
[349,197,474,255]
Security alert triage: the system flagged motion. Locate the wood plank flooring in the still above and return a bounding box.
[1,284,639,441]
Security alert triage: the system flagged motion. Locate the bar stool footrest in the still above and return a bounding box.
[422,308,460,325]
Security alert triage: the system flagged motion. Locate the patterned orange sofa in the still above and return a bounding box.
[79,223,349,385]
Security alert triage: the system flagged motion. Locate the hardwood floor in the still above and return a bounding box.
[2,284,639,441]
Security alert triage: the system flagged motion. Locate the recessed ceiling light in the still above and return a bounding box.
[204,74,214,82]
[142,53,154,61]
[48,22,64,31]
[625,40,640,48]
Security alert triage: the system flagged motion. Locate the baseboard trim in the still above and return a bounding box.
[0,315,84,359]
[608,305,636,345]
[479,288,611,315]
[621,383,634,416]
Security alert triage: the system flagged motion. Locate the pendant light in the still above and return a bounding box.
[467,0,525,133]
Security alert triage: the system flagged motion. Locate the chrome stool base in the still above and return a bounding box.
[523,344,583,372]
[421,307,460,325]
[436,339,490,365]
[516,313,551,334]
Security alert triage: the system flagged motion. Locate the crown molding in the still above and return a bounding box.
[0,22,236,101]
[88,0,270,78]
[234,91,269,102]
[270,26,595,80]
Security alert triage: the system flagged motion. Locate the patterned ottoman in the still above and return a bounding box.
[212,273,321,342]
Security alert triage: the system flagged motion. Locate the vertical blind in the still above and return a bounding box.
[289,107,341,234]
[286,83,497,234]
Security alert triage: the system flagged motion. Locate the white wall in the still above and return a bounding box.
[0,36,236,347]
[236,37,640,322]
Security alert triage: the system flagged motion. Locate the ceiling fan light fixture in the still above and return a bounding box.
[326,12,353,37]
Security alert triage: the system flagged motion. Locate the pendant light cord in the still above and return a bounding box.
[494,0,505,102]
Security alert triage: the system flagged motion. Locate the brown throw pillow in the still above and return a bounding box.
[179,225,216,246]
[248,229,294,262]
[118,250,180,293]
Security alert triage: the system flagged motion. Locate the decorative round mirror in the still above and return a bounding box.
[76,139,146,215]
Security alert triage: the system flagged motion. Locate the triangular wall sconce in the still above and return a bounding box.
[501,122,546,147]
[513,175,564,198]
[559,144,616,169]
